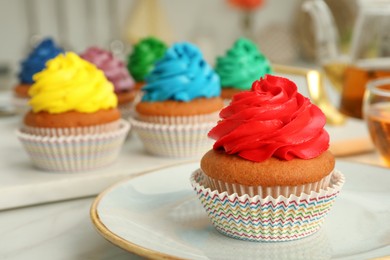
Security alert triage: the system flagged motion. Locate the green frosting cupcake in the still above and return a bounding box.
[127,37,167,82]
[215,38,272,90]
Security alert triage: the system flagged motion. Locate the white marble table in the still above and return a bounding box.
[0,154,388,260]
[0,116,198,210]
[0,197,142,260]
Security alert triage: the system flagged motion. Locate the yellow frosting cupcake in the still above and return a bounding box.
[25,52,121,129]
[17,52,130,172]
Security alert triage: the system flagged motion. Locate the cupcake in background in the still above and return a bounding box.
[80,47,136,119]
[215,37,272,100]
[13,38,64,113]
[127,37,167,90]
[191,75,345,242]
[131,42,223,158]
[17,52,130,172]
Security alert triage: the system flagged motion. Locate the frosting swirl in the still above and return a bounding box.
[127,37,167,82]
[18,38,64,84]
[142,42,221,102]
[215,37,272,90]
[80,47,134,93]
[29,52,117,114]
[209,75,329,162]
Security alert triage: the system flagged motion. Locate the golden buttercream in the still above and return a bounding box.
[28,52,117,114]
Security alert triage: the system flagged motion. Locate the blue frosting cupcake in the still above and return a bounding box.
[131,42,223,158]
[18,38,64,84]
[13,38,64,113]
[141,42,221,102]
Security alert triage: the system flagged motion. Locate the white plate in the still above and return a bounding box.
[91,161,390,260]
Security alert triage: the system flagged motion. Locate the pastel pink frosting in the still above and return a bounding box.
[208,75,330,162]
[80,47,134,93]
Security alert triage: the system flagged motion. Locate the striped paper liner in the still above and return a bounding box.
[135,111,220,125]
[190,169,345,242]
[130,118,214,158]
[118,102,135,121]
[17,119,130,172]
[22,120,121,137]
[204,171,333,197]
[12,96,30,114]
[118,102,135,139]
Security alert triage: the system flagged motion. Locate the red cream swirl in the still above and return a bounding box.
[208,75,329,162]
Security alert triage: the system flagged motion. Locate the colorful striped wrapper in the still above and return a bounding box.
[17,119,130,172]
[190,169,345,242]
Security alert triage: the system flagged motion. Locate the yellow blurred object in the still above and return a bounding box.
[274,64,346,126]
[370,256,390,260]
[329,137,374,157]
[322,62,349,93]
[125,0,174,45]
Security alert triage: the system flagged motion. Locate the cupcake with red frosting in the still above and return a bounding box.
[80,47,136,119]
[191,75,345,242]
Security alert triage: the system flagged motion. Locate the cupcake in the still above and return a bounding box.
[191,75,345,241]
[17,52,130,172]
[13,38,64,113]
[215,37,272,100]
[127,37,167,90]
[131,42,224,158]
[80,47,136,119]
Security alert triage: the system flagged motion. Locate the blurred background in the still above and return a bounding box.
[2,0,390,111]
[0,0,359,70]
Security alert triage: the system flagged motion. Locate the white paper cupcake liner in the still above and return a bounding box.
[12,95,30,114]
[136,111,220,125]
[130,118,214,158]
[22,120,121,137]
[118,102,135,139]
[17,119,130,172]
[118,102,135,121]
[204,172,332,197]
[190,169,345,242]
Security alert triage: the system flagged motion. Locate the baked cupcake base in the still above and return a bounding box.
[190,169,345,242]
[201,149,335,197]
[136,97,224,117]
[17,119,130,172]
[221,87,241,100]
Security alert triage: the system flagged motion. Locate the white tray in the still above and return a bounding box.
[0,111,373,211]
[0,116,197,210]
